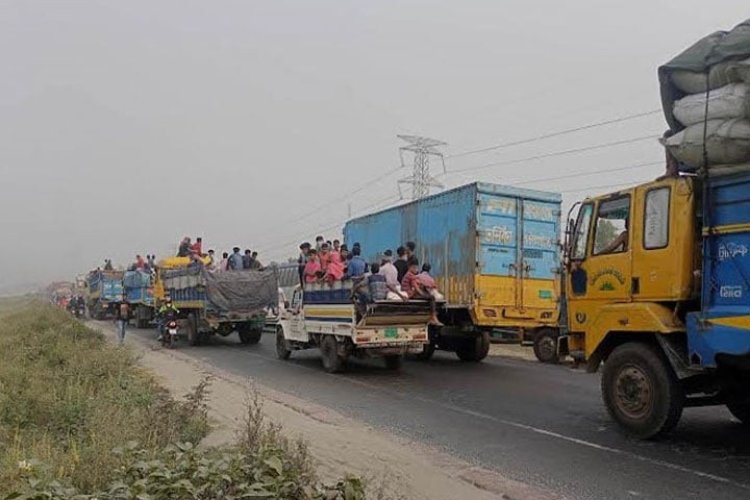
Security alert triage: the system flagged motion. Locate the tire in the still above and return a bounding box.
[455,331,491,362]
[384,355,403,371]
[238,325,263,345]
[186,313,200,346]
[533,328,560,364]
[275,326,291,360]
[319,335,346,373]
[601,342,684,439]
[414,342,436,361]
[727,394,750,425]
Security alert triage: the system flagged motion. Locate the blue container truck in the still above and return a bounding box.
[344,182,562,362]
[85,270,124,319]
[123,269,155,328]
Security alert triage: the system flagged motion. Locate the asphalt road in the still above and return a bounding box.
[125,326,750,500]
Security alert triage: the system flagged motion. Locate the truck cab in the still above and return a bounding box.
[276,282,431,372]
[564,174,750,438]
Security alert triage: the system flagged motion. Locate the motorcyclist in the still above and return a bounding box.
[156,297,180,340]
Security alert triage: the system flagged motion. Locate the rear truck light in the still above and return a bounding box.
[356,334,372,343]
[483,309,497,318]
[413,333,427,340]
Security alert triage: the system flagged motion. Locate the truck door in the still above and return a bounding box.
[288,288,307,341]
[520,199,561,311]
[567,194,633,332]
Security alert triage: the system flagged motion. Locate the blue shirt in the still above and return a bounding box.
[346,256,366,278]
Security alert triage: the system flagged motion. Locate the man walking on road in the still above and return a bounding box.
[115,296,130,344]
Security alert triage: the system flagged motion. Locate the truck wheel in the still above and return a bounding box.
[533,328,560,364]
[601,342,684,439]
[275,326,291,360]
[238,325,263,345]
[384,355,403,371]
[186,313,200,346]
[727,394,750,425]
[320,336,346,373]
[414,342,436,361]
[456,331,490,362]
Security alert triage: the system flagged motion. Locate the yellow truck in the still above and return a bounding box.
[561,174,750,437]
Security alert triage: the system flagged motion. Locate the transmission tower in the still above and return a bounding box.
[397,135,447,200]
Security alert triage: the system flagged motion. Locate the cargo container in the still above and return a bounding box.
[344,182,562,362]
[123,269,155,328]
[153,257,277,346]
[85,270,124,319]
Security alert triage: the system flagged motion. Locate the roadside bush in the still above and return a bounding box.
[0,301,368,499]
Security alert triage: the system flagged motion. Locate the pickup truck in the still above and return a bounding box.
[276,281,432,372]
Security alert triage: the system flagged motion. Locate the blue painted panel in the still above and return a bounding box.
[689,172,750,367]
[345,183,477,278]
[522,200,560,280]
[687,313,750,367]
[476,194,518,277]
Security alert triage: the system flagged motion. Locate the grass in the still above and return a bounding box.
[0,299,210,493]
[0,299,368,499]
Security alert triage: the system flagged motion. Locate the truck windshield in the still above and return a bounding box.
[571,204,593,260]
[594,196,631,255]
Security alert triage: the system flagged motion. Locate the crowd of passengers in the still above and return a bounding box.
[298,237,444,325]
[177,237,265,272]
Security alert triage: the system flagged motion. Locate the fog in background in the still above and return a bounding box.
[1,1,747,292]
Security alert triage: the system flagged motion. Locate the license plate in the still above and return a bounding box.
[168,329,177,335]
[384,327,398,339]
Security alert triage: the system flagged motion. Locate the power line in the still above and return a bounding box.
[447,109,662,159]
[259,194,402,257]
[446,134,660,176]
[505,160,662,187]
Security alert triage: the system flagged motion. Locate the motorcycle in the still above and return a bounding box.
[75,306,86,319]
[161,319,179,349]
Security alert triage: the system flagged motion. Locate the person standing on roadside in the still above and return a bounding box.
[115,296,130,344]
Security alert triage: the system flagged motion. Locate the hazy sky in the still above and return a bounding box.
[1,1,748,290]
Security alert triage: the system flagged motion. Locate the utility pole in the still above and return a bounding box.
[397,135,447,200]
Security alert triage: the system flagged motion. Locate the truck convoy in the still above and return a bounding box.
[344,182,562,363]
[85,269,124,319]
[123,269,155,328]
[277,280,433,372]
[557,20,750,438]
[153,257,277,346]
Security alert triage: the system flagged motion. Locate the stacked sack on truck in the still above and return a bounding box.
[659,19,750,175]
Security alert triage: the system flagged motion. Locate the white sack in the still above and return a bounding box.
[673,83,750,126]
[671,57,750,94]
[663,118,750,167]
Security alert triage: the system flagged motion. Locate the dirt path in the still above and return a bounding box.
[90,321,552,500]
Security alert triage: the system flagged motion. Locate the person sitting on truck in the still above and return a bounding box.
[315,235,325,251]
[333,239,341,253]
[319,243,332,272]
[394,246,408,282]
[324,247,345,283]
[344,246,367,280]
[219,252,229,271]
[379,249,400,289]
[190,237,203,257]
[352,263,407,317]
[135,255,146,269]
[304,249,322,284]
[177,237,191,257]
[402,258,442,326]
[104,259,113,271]
[242,249,253,269]
[229,247,244,270]
[405,241,416,259]
[418,263,444,301]
[298,242,311,286]
[250,252,263,270]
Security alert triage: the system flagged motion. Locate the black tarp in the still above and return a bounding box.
[162,265,278,314]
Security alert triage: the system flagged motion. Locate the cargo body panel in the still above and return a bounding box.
[688,172,750,367]
[344,182,561,330]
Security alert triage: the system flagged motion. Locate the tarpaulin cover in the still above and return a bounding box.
[660,19,750,131]
[123,270,151,288]
[162,265,278,314]
[203,267,278,314]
